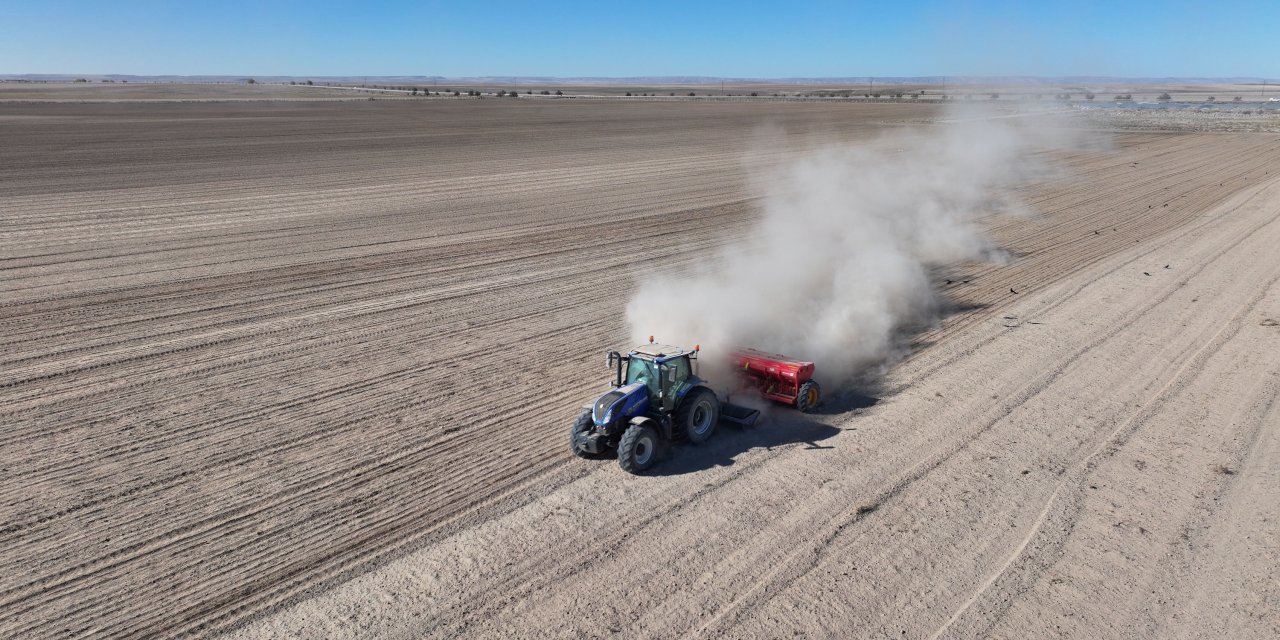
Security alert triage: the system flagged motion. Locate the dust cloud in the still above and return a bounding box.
[626,105,1085,383]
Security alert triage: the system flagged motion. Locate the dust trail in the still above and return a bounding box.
[626,104,1086,383]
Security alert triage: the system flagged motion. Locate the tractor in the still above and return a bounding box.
[570,338,760,473]
[570,338,821,473]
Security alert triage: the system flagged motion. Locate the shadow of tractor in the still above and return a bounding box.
[650,410,844,476]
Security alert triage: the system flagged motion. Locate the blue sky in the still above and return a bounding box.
[3,1,1276,78]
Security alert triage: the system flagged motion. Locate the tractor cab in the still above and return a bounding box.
[612,341,699,412]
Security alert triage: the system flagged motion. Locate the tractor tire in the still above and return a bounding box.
[675,387,719,444]
[617,422,660,474]
[796,380,821,413]
[570,410,596,459]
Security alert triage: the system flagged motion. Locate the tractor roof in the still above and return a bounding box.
[630,343,691,360]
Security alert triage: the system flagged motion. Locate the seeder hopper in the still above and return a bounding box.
[731,347,821,413]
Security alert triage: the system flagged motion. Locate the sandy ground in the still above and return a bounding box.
[231,167,1280,639]
[2,94,1278,637]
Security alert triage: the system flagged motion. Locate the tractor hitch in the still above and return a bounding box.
[718,402,760,427]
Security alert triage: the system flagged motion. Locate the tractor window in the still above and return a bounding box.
[626,358,659,395]
[666,357,691,390]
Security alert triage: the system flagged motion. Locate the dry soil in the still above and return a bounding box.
[2,94,1277,638]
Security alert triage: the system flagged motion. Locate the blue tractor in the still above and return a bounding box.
[570,338,759,473]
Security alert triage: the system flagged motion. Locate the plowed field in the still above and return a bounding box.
[2,97,1278,638]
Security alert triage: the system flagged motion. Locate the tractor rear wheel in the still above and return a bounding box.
[796,380,821,413]
[570,410,596,458]
[617,422,659,473]
[676,388,719,444]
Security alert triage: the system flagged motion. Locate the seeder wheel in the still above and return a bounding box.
[796,380,821,413]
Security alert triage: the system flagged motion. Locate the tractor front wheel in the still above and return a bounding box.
[570,410,596,458]
[676,388,720,444]
[796,380,821,413]
[617,422,660,473]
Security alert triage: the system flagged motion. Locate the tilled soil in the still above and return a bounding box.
[241,170,1280,640]
[2,98,1278,638]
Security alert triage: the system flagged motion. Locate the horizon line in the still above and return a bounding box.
[2,73,1277,85]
